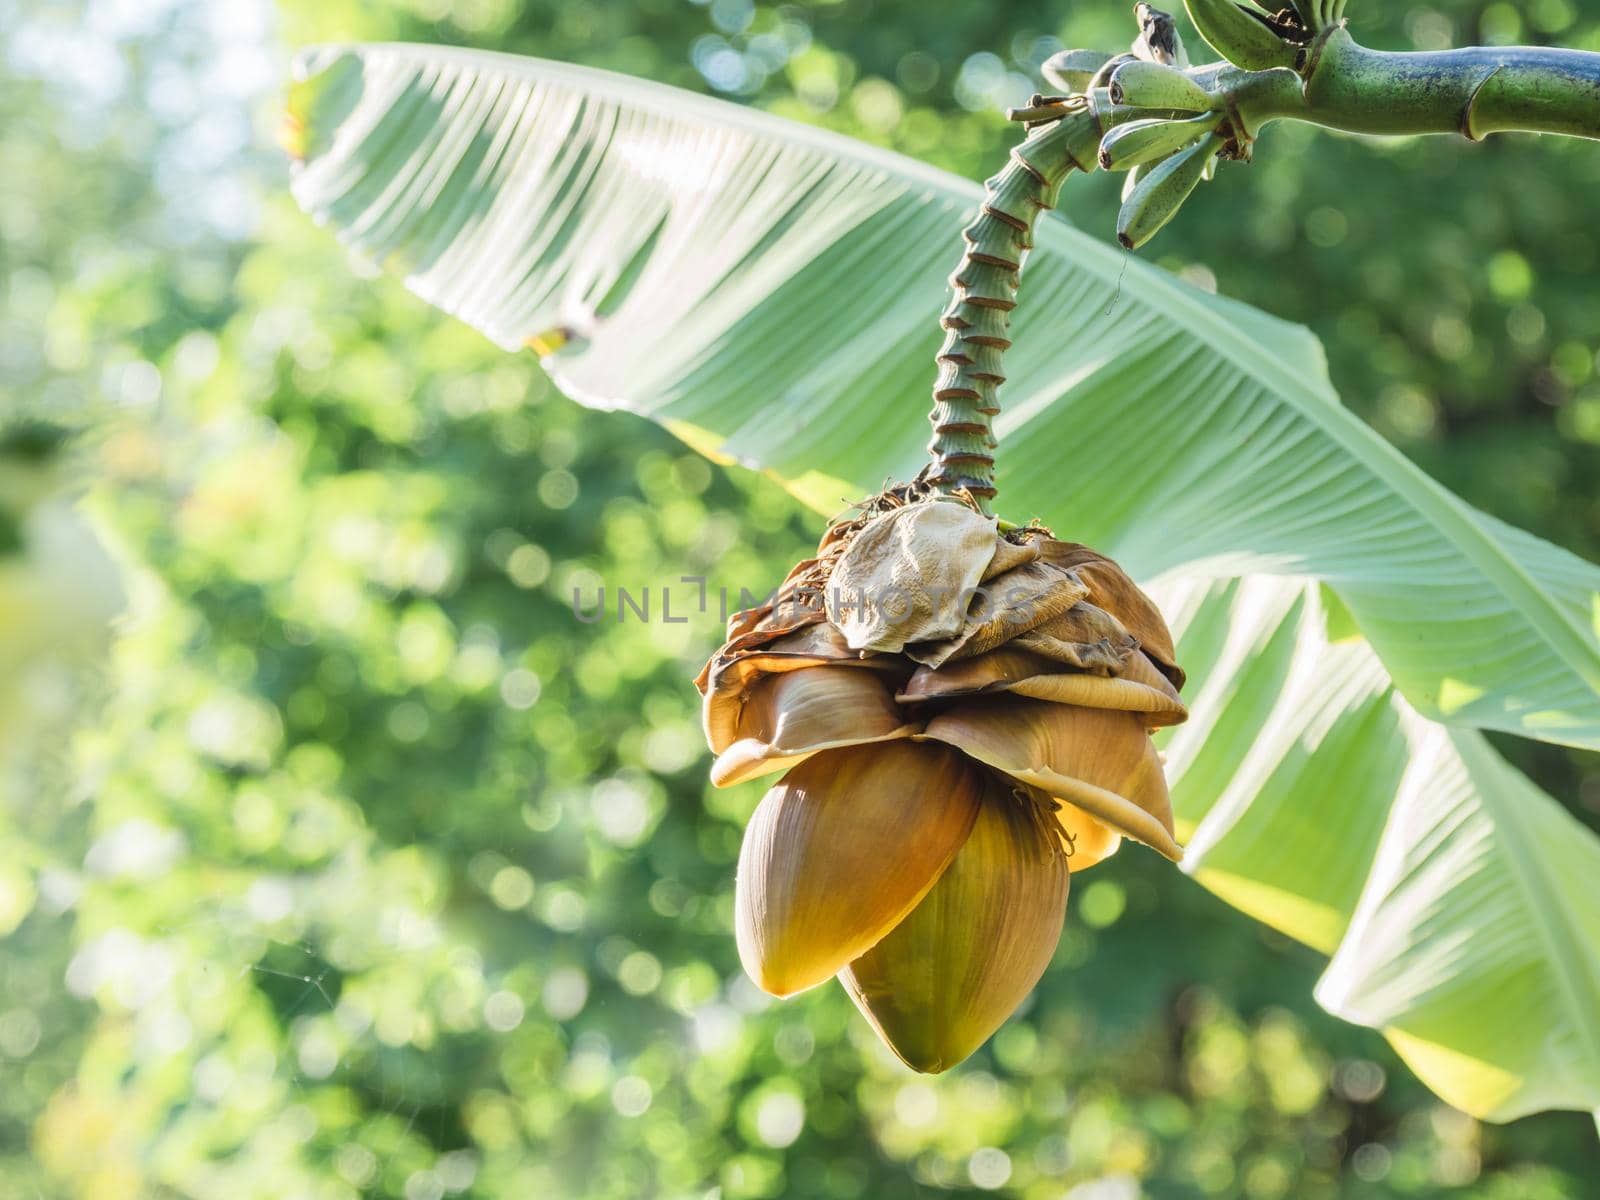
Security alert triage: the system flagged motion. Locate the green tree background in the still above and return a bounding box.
[2,0,1598,1196]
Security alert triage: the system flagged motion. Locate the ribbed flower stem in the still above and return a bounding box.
[925,109,1105,512]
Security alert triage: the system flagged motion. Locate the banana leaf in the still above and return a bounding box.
[1155,575,1600,1121]
[285,43,1600,1120]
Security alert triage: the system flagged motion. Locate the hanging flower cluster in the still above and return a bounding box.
[696,490,1187,1072]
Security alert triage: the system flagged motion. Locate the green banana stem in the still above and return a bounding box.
[1180,29,1600,144]
[1292,30,1600,141]
[1082,21,1600,252]
[924,107,1104,509]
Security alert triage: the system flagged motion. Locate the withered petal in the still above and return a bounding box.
[825,501,998,653]
[1007,650,1187,727]
[701,622,901,749]
[709,666,920,787]
[1034,541,1184,688]
[1008,634,1129,675]
[696,602,828,691]
[1011,601,1137,674]
[898,647,1057,703]
[981,535,1043,580]
[920,696,1182,862]
[839,776,1069,1073]
[898,641,1186,728]
[735,742,983,997]
[904,561,1088,668]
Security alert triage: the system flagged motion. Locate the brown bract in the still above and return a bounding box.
[698,495,1189,1071]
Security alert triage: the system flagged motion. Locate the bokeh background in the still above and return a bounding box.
[4,0,1600,1196]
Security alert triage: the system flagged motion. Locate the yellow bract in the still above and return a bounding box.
[734,742,983,997]
[840,778,1070,1073]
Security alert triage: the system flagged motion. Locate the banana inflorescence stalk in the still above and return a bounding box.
[924,109,1105,508]
[927,14,1204,508]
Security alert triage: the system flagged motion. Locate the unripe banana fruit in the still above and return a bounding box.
[1041,48,1114,94]
[1098,112,1221,172]
[1122,159,1153,202]
[1183,0,1299,72]
[1117,132,1223,249]
[1107,59,1212,112]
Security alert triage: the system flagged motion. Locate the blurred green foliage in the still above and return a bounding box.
[2,0,1598,1197]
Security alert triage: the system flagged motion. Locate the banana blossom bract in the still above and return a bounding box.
[696,493,1188,1072]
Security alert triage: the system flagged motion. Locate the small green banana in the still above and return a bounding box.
[1041,48,1114,93]
[1121,158,1155,203]
[1098,112,1221,172]
[1089,53,1137,92]
[1117,132,1223,249]
[1108,59,1213,111]
[1183,0,1299,71]
[1091,86,1212,134]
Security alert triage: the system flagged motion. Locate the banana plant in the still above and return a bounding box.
[284,1,1600,1124]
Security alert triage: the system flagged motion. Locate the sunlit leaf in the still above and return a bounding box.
[1156,574,1600,1121]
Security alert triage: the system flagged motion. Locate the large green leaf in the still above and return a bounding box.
[285,44,1600,1119]
[1155,575,1600,1121]
[287,43,1600,751]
